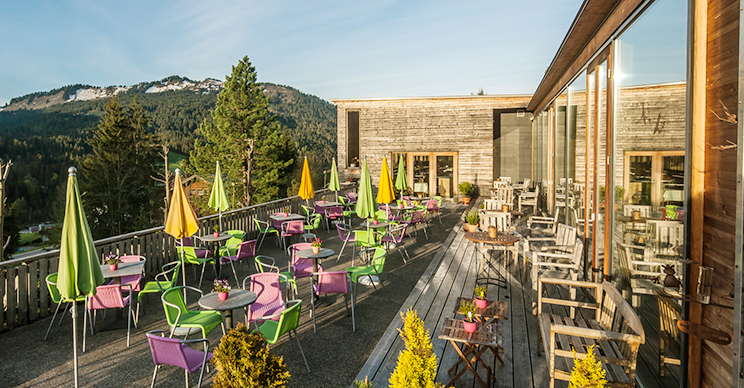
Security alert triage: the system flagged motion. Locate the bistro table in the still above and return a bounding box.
[464,232,520,289]
[453,297,508,324]
[198,289,257,329]
[439,317,504,388]
[199,232,232,280]
[99,261,146,330]
[296,248,335,300]
[314,201,343,208]
[270,213,305,228]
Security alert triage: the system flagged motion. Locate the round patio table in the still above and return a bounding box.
[199,232,232,280]
[198,289,257,329]
[464,232,520,289]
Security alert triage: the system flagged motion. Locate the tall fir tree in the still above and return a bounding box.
[189,56,295,207]
[81,97,161,238]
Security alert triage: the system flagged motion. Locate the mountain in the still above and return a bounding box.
[0,76,337,227]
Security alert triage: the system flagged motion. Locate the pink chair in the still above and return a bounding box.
[346,193,357,204]
[288,242,321,280]
[272,212,288,229]
[406,210,429,240]
[146,330,213,388]
[243,273,286,329]
[310,271,355,333]
[426,199,442,224]
[84,284,136,351]
[181,237,212,259]
[220,240,256,286]
[381,223,411,263]
[281,220,304,250]
[118,255,145,292]
[323,205,344,231]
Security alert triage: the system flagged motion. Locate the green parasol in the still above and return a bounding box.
[207,161,230,231]
[329,157,340,202]
[355,156,377,246]
[57,167,104,388]
[395,154,408,194]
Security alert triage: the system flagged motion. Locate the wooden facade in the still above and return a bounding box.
[332,96,532,197]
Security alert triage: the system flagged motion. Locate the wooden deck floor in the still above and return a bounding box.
[355,209,680,388]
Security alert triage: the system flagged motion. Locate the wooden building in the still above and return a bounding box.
[332,96,532,199]
[528,0,744,387]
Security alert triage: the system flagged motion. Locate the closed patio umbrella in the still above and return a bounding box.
[395,154,408,197]
[165,169,199,293]
[329,157,340,202]
[377,156,395,205]
[208,161,230,232]
[299,156,314,201]
[57,167,104,388]
[355,156,377,246]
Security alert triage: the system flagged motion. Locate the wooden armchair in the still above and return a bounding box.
[537,277,645,388]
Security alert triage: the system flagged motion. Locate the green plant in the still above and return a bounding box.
[568,345,607,388]
[599,185,605,202]
[459,299,477,322]
[479,204,484,209]
[464,209,480,225]
[615,185,625,203]
[474,285,487,300]
[213,224,220,232]
[353,376,373,388]
[211,323,290,388]
[103,254,120,265]
[310,238,322,248]
[389,308,443,388]
[458,181,474,197]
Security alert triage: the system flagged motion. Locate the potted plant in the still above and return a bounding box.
[568,345,607,388]
[614,185,625,212]
[459,299,478,333]
[211,323,290,388]
[463,209,480,233]
[104,254,120,271]
[213,279,231,301]
[474,285,488,309]
[213,225,220,238]
[310,238,322,254]
[389,308,442,388]
[458,182,474,204]
[349,157,359,168]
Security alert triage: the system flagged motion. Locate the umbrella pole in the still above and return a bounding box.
[72,303,79,388]
[219,212,223,232]
[180,238,188,304]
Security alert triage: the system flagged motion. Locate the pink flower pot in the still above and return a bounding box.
[109,264,118,271]
[463,320,477,333]
[475,298,488,309]
[213,232,220,238]
[218,292,228,301]
[372,220,378,225]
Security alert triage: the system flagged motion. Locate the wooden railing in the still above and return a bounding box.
[0,184,357,331]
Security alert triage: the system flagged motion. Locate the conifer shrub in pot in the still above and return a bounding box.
[211,323,290,388]
[458,181,474,204]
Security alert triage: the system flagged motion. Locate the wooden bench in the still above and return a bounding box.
[537,277,645,388]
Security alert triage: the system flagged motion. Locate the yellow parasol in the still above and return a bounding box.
[376,156,396,204]
[165,169,199,291]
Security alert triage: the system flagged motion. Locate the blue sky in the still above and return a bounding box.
[0,0,584,106]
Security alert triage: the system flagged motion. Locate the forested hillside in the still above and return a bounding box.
[0,76,337,227]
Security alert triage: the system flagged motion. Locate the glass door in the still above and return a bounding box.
[412,155,430,196]
[436,155,454,198]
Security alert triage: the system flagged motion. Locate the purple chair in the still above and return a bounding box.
[426,199,442,224]
[243,272,286,329]
[219,240,256,286]
[181,237,212,259]
[381,223,411,264]
[118,255,145,292]
[346,193,358,204]
[288,243,321,280]
[272,212,289,229]
[146,330,212,388]
[336,223,356,263]
[310,271,355,333]
[84,284,135,351]
[281,220,304,250]
[406,210,429,240]
[323,205,345,231]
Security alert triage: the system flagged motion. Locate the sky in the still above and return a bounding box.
[0,0,585,106]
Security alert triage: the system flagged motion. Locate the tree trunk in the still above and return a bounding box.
[243,139,254,205]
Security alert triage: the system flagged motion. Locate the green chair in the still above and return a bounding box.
[338,197,356,220]
[162,286,225,339]
[254,218,280,252]
[254,299,310,372]
[219,230,245,257]
[303,213,322,233]
[254,255,297,299]
[136,261,181,321]
[347,247,390,303]
[176,244,215,289]
[44,272,88,340]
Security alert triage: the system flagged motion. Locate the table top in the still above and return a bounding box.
[453,297,508,320]
[100,261,145,279]
[389,205,415,211]
[296,248,335,259]
[199,233,233,242]
[615,215,663,223]
[315,201,343,207]
[464,232,520,245]
[198,289,257,311]
[360,220,390,229]
[270,213,305,222]
[439,317,502,347]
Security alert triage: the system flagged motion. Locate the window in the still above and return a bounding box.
[347,111,359,167]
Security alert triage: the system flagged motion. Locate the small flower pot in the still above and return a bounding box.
[501,204,510,213]
[372,219,378,225]
[312,246,320,254]
[218,292,228,301]
[475,298,488,309]
[462,197,471,205]
[213,232,220,238]
[109,264,118,271]
[487,226,498,239]
[463,320,477,333]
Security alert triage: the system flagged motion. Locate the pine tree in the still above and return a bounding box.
[81,97,161,238]
[389,308,443,388]
[189,56,295,207]
[568,345,607,388]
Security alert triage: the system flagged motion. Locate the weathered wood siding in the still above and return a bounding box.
[333,96,532,193]
[697,0,739,386]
